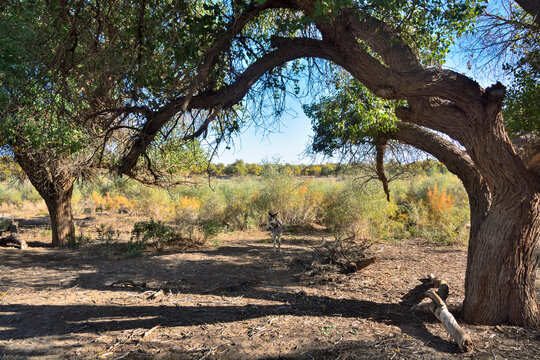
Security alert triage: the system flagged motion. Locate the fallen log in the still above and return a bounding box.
[425,289,473,352]
[3,234,28,250]
[0,221,28,250]
[413,274,473,352]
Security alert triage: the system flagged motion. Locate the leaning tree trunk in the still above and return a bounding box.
[391,89,539,327]
[14,151,76,247]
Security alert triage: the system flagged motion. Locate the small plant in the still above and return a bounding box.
[210,239,221,247]
[39,229,52,237]
[130,219,174,252]
[126,240,146,257]
[0,219,11,232]
[96,224,119,255]
[67,234,91,250]
[321,325,334,336]
[96,224,118,243]
[201,219,222,240]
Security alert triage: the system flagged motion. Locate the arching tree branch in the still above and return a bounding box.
[118,37,339,175]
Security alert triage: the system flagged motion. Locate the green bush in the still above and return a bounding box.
[201,219,222,240]
[130,219,174,252]
[322,180,402,240]
[391,174,469,244]
[220,179,260,230]
[95,223,120,256]
[61,167,471,245]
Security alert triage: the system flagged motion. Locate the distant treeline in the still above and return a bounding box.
[0,155,448,181]
[202,159,448,177]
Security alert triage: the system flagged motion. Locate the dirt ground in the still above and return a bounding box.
[1,213,540,359]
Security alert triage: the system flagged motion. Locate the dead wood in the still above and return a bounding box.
[0,234,28,250]
[110,281,148,288]
[303,236,376,276]
[0,221,28,250]
[413,274,473,352]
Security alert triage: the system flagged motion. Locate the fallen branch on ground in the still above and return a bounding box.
[413,274,473,352]
[311,236,376,274]
[0,234,28,249]
[0,221,28,249]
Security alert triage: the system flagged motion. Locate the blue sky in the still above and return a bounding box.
[214,99,319,165]
[213,57,498,165]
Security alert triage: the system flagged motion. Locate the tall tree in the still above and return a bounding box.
[0,1,213,245]
[104,0,539,327]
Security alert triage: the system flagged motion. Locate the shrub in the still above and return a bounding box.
[89,191,136,213]
[133,186,176,219]
[176,196,201,224]
[220,180,260,230]
[201,219,222,240]
[392,174,469,244]
[95,223,120,256]
[130,219,174,252]
[322,180,401,240]
[426,183,455,220]
[255,168,326,227]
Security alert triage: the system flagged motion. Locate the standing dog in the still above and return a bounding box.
[267,212,283,252]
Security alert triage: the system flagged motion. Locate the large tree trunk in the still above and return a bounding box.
[14,151,76,247]
[41,181,76,247]
[457,91,540,327]
[392,84,540,327]
[462,193,540,327]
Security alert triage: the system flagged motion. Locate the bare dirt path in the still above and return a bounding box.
[1,229,539,359]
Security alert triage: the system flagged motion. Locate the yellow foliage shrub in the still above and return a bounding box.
[178,196,201,213]
[426,184,455,220]
[176,196,201,225]
[89,191,136,212]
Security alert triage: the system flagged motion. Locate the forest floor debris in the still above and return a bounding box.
[1,216,539,359]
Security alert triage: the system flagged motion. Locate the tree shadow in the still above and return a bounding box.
[0,239,461,357]
[0,290,457,353]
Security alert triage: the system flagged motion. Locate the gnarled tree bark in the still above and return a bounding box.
[14,151,75,247]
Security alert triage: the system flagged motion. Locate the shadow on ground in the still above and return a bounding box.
[0,238,461,359]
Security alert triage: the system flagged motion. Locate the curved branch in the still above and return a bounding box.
[395,99,470,141]
[118,37,339,175]
[341,9,422,72]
